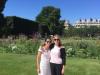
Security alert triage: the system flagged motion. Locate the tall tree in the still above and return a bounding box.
[0,0,7,12]
[0,0,7,37]
[36,6,61,35]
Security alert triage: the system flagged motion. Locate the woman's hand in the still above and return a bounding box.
[61,65,65,75]
[37,68,40,74]
[61,68,64,75]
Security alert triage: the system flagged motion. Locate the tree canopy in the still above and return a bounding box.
[36,6,64,35]
[0,0,7,12]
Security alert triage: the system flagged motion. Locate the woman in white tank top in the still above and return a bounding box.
[37,38,51,75]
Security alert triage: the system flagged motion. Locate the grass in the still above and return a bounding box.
[66,58,100,75]
[0,53,36,75]
[0,53,100,75]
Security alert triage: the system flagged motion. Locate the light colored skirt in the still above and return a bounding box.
[38,63,51,75]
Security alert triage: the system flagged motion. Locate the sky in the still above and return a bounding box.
[3,0,100,24]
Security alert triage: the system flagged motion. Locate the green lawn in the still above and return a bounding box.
[0,53,36,75]
[0,53,100,75]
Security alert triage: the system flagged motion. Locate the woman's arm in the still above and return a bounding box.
[36,51,42,73]
[60,47,66,75]
[60,47,66,65]
[61,65,65,75]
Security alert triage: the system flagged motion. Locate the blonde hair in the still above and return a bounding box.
[40,40,46,47]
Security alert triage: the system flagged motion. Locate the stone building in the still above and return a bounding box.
[64,20,72,29]
[74,18,100,28]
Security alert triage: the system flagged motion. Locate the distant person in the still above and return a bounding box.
[36,37,51,75]
[50,35,66,75]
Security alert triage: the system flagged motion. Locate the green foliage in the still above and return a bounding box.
[0,0,7,37]
[0,37,100,58]
[64,26,100,38]
[0,0,7,12]
[0,36,40,54]
[39,25,50,38]
[76,49,88,58]
[66,47,75,57]
[36,6,64,35]
[63,38,100,58]
[3,16,39,37]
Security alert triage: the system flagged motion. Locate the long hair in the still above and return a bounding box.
[58,39,62,47]
[41,37,51,47]
[53,34,62,47]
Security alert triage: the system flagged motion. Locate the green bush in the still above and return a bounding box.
[0,36,40,55]
[0,37,100,58]
[63,38,100,58]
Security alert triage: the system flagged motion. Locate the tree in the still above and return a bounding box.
[59,20,65,35]
[36,6,63,35]
[0,0,7,37]
[0,0,7,12]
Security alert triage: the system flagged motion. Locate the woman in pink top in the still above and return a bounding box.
[50,35,66,75]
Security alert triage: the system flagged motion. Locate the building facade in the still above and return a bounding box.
[74,18,100,28]
[64,20,72,29]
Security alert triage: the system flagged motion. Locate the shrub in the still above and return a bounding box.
[63,38,100,58]
[0,36,40,55]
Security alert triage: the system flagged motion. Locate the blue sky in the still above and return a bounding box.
[3,0,100,24]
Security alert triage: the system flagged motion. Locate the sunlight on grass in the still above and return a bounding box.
[0,53,100,75]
